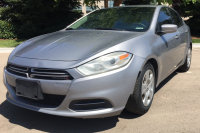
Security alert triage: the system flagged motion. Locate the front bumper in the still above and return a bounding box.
[3,55,145,118]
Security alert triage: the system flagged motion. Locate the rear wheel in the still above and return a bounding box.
[125,63,155,115]
[178,46,192,72]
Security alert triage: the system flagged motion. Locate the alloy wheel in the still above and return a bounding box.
[141,69,154,106]
[187,48,192,67]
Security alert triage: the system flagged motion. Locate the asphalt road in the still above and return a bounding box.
[0,49,200,133]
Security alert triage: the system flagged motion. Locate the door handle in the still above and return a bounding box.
[185,30,188,33]
[175,35,179,39]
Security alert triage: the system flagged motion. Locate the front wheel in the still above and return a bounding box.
[125,63,155,115]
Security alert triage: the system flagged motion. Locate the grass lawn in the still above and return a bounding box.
[0,38,200,48]
[0,39,26,47]
[192,39,200,43]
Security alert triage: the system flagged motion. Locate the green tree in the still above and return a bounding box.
[0,0,8,7]
[181,0,200,35]
[0,0,82,39]
[82,0,197,8]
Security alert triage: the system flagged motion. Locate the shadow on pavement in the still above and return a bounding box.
[0,101,142,133]
[0,71,178,133]
[0,101,117,133]
[155,71,178,93]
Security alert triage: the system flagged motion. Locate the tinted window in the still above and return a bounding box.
[168,8,183,27]
[156,7,173,31]
[70,7,156,32]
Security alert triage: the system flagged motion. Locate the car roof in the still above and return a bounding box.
[106,5,167,9]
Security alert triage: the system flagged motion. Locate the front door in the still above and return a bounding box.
[156,7,180,80]
[168,8,187,67]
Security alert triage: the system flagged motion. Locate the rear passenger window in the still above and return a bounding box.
[168,8,183,27]
[156,7,173,31]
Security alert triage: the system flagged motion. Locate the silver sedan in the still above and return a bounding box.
[3,5,192,118]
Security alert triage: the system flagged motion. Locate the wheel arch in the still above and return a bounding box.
[139,56,160,87]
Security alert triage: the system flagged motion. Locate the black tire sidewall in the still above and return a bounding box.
[136,63,156,110]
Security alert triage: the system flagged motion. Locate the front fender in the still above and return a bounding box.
[137,55,161,87]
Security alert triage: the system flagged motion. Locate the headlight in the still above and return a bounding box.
[77,52,133,76]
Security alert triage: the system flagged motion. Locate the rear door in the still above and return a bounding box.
[168,8,187,66]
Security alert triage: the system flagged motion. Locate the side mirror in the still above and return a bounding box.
[161,24,178,33]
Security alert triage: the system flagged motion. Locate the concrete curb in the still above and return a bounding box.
[0,48,15,53]
[193,43,200,47]
[0,43,200,53]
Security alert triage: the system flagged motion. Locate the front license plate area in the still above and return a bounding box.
[16,79,43,100]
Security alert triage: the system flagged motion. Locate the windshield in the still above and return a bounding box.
[69,7,155,32]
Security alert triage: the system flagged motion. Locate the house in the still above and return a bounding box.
[75,0,124,16]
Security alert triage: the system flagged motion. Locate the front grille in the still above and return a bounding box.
[7,65,27,77]
[6,64,73,80]
[14,87,66,108]
[21,93,66,108]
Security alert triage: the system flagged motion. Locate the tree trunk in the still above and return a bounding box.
[104,0,108,8]
[113,0,124,7]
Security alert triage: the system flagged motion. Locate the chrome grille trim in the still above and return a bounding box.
[7,65,28,77]
[7,68,27,74]
[31,69,67,75]
[30,74,70,78]
[9,65,28,72]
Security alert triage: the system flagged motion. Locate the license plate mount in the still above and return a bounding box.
[16,79,43,100]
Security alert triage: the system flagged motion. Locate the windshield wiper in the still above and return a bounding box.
[93,27,126,31]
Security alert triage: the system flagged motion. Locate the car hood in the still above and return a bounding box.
[15,30,144,61]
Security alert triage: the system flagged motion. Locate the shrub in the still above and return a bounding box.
[0,20,17,39]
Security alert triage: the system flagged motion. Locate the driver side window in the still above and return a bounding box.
[168,8,183,27]
[156,7,173,32]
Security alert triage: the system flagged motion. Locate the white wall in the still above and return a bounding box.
[80,0,122,16]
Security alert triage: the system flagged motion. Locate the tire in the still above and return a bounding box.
[125,63,156,115]
[178,46,192,72]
